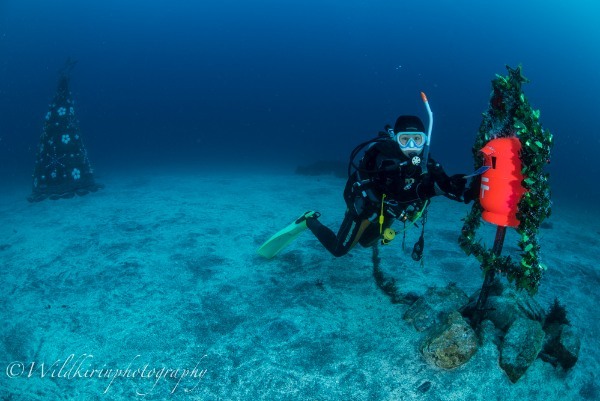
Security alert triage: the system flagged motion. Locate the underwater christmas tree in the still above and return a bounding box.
[28,62,102,202]
[459,65,553,307]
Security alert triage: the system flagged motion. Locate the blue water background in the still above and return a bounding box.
[1,0,599,201]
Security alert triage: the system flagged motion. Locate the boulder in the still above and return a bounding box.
[486,295,522,332]
[420,311,479,369]
[468,286,545,332]
[478,319,502,347]
[500,318,545,383]
[404,283,469,332]
[509,288,545,322]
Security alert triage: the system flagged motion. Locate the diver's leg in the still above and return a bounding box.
[306,210,366,257]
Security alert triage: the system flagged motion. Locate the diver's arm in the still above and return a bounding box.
[428,160,467,202]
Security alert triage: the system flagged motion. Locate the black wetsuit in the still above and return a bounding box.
[306,138,466,257]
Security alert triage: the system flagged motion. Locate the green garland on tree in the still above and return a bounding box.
[458,65,553,294]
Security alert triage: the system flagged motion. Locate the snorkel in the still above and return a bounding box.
[420,92,433,174]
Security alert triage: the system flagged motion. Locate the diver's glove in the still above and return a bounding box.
[448,174,467,198]
[378,124,394,138]
[462,176,481,204]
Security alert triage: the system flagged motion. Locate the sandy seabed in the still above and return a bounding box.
[1,169,598,400]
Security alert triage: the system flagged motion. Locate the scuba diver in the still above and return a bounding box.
[258,93,477,260]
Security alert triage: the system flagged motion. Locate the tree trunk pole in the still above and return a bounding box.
[473,225,507,325]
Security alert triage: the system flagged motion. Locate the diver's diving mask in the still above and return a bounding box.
[395,132,427,156]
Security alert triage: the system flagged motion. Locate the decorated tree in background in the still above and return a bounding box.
[28,60,103,202]
[459,65,553,322]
